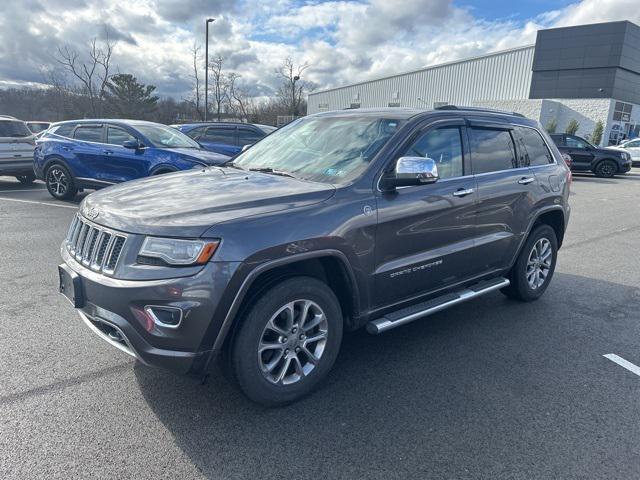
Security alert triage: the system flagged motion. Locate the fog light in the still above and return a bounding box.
[144,305,183,329]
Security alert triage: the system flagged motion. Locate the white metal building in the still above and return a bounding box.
[308,21,640,146]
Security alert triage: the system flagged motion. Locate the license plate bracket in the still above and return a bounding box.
[58,264,85,308]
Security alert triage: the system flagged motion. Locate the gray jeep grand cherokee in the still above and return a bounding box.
[58,107,570,405]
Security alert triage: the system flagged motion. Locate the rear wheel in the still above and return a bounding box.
[594,159,617,178]
[501,224,558,302]
[230,277,343,406]
[16,173,35,184]
[45,163,77,200]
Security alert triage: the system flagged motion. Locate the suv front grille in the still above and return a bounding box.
[65,214,127,274]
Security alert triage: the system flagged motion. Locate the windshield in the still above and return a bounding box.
[232,116,403,184]
[134,124,200,149]
[0,120,32,138]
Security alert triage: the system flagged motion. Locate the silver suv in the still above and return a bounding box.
[0,115,37,184]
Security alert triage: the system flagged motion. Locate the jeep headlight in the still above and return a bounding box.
[138,237,219,266]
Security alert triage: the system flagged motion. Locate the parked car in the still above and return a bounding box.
[0,115,37,184]
[550,133,631,177]
[173,122,276,155]
[26,121,51,134]
[58,107,570,405]
[35,119,229,200]
[607,138,640,166]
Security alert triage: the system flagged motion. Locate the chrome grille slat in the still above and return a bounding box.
[65,214,127,275]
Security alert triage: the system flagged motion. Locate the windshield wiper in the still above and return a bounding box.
[248,167,295,178]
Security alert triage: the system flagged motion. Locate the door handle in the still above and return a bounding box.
[452,188,474,197]
[103,150,114,155]
[518,177,535,185]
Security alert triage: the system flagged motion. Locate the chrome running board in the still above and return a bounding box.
[367,277,510,334]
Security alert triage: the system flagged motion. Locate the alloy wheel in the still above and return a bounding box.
[258,299,328,386]
[47,167,68,197]
[526,238,552,290]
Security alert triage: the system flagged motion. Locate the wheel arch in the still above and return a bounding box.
[211,250,361,358]
[594,157,621,173]
[43,155,74,176]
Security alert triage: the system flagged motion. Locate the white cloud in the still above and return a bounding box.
[0,0,639,100]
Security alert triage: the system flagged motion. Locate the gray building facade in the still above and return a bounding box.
[308,21,640,146]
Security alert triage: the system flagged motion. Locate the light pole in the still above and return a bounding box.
[204,18,215,121]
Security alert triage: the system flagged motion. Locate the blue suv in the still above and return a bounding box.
[34,120,229,200]
[173,122,276,156]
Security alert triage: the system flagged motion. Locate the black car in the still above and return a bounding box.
[550,133,632,177]
[58,107,571,405]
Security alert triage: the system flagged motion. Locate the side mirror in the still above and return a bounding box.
[382,157,439,190]
[123,139,143,150]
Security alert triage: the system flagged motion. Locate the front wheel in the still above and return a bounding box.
[501,225,558,302]
[16,173,36,184]
[230,277,343,406]
[45,163,77,200]
[594,160,617,178]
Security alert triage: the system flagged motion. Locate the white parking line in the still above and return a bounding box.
[603,354,640,377]
[0,196,77,210]
[0,189,46,193]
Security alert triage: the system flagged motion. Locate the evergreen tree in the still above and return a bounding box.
[105,73,158,119]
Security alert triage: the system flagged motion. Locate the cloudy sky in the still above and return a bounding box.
[0,0,637,99]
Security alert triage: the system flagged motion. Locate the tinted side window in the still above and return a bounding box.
[53,124,75,138]
[470,128,517,174]
[627,140,640,148]
[565,136,588,149]
[514,127,553,166]
[237,128,264,146]
[106,126,136,146]
[203,127,235,143]
[403,126,464,179]
[550,135,565,147]
[185,126,206,140]
[74,126,103,142]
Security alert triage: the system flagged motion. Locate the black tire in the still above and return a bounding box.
[45,163,77,200]
[15,173,36,184]
[501,224,558,302]
[230,276,343,406]
[594,159,617,178]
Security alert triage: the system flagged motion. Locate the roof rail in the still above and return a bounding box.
[434,105,526,118]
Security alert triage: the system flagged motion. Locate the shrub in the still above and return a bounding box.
[591,120,604,145]
[566,119,580,135]
[545,119,557,134]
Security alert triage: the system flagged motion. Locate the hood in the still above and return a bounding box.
[81,168,336,237]
[171,148,229,165]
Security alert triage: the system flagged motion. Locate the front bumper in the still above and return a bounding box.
[60,249,240,375]
[620,160,632,173]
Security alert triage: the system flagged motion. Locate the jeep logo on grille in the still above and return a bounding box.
[85,207,99,220]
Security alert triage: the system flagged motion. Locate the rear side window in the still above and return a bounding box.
[106,126,136,146]
[0,120,31,138]
[403,126,464,179]
[513,127,553,166]
[74,126,103,142]
[237,128,264,147]
[203,127,235,143]
[470,128,517,174]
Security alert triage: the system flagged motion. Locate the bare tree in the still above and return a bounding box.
[227,72,253,121]
[53,32,115,116]
[276,57,311,117]
[188,43,204,120]
[208,54,230,121]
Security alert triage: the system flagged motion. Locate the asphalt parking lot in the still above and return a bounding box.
[1,171,640,479]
